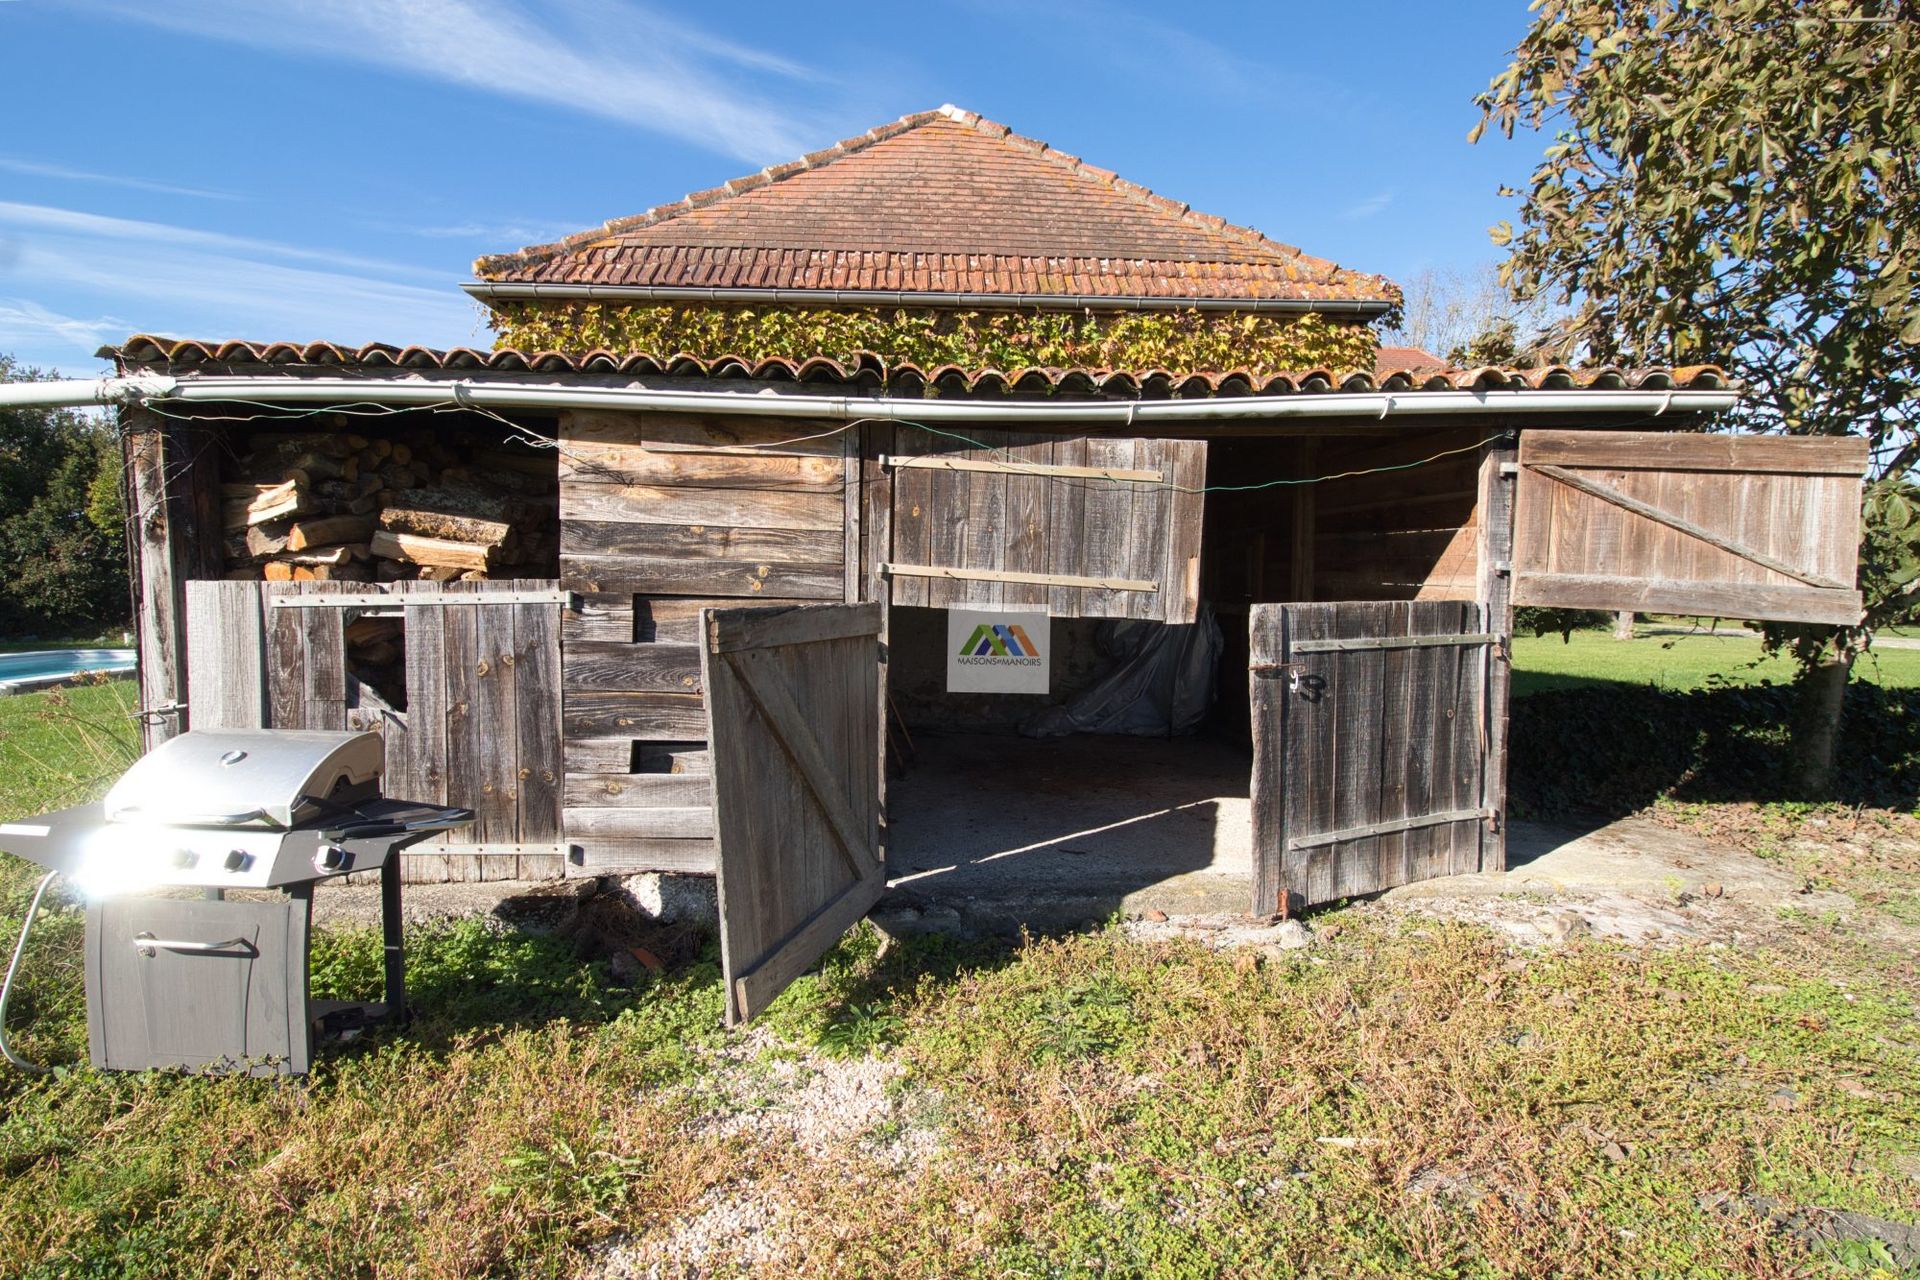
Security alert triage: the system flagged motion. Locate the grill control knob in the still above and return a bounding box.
[171,849,197,869]
[224,849,249,872]
[314,844,349,874]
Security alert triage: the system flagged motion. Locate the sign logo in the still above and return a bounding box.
[958,623,1041,659]
[946,609,1051,694]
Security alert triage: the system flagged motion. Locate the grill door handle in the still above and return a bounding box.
[131,932,255,957]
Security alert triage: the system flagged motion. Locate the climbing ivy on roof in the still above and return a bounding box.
[486,302,1379,383]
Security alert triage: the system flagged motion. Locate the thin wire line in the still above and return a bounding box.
[134,395,1517,494]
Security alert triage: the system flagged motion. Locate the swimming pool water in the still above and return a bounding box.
[0,649,136,690]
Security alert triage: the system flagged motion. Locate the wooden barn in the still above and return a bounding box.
[103,108,1869,1021]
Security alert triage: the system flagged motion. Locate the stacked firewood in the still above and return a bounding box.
[221,427,558,584]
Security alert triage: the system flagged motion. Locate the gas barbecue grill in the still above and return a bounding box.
[0,729,470,1076]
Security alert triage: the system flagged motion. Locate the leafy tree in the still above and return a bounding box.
[0,355,130,636]
[1474,0,1919,795]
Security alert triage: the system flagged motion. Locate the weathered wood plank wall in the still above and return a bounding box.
[1312,428,1488,603]
[556,410,852,876]
[182,579,564,882]
[882,430,1205,622]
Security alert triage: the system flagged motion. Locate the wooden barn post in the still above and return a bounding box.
[123,404,224,749]
[1476,438,1517,872]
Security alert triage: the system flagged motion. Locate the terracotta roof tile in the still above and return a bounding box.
[472,106,1396,307]
[1376,345,1449,376]
[101,334,1730,399]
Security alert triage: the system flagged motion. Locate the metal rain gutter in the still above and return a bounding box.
[0,373,1737,423]
[0,376,174,409]
[461,281,1396,317]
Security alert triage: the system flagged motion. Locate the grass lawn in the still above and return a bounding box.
[1513,627,1920,698]
[2,683,1917,1275]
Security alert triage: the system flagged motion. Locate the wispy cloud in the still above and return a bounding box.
[67,0,826,163]
[0,201,446,283]
[0,201,480,369]
[0,299,126,351]
[406,219,585,245]
[0,156,241,202]
[1343,193,1394,221]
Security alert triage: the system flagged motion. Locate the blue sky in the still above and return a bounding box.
[0,0,1546,375]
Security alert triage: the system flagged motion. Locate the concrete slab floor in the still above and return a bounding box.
[881,731,1256,929]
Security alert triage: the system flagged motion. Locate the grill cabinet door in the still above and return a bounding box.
[1250,602,1494,913]
[86,896,311,1075]
[1511,430,1868,625]
[701,603,884,1024]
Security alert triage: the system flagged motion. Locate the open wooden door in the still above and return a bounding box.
[1250,601,1496,913]
[701,603,884,1024]
[1512,430,1869,625]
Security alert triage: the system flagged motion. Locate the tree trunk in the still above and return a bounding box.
[1613,610,1635,640]
[1788,647,1854,799]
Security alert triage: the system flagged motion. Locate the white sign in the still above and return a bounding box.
[946,609,1051,694]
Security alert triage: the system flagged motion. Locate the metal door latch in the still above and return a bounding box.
[1251,661,1307,691]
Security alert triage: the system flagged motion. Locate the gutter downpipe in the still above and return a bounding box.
[0,375,1740,422]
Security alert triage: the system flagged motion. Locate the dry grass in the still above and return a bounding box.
[2,683,1917,1277]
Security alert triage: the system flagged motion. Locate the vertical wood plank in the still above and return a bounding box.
[959,430,1009,607]
[1290,438,1317,602]
[1477,447,1516,873]
[1163,439,1207,624]
[1372,602,1416,890]
[515,594,564,876]
[1126,438,1172,621]
[441,582,484,882]
[1327,602,1389,901]
[924,431,968,609]
[264,584,308,731]
[1249,606,1285,915]
[889,426,931,608]
[471,590,521,877]
[400,585,452,883]
[185,581,267,730]
[1079,435,1137,618]
[999,431,1051,609]
[1046,435,1091,616]
[842,427,861,604]
[301,585,347,731]
[862,423,894,607]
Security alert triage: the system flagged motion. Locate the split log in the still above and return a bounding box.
[377,504,512,548]
[368,528,494,571]
[245,524,291,558]
[291,563,369,582]
[287,514,375,551]
[223,479,311,530]
[269,544,355,567]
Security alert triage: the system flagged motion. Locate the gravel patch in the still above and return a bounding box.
[594,1033,941,1278]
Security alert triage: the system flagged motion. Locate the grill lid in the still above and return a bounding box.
[103,730,384,829]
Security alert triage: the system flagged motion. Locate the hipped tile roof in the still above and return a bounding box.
[471,106,1397,307]
[104,335,1731,399]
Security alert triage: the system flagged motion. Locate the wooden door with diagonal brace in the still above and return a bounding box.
[701,603,884,1024]
[1511,430,1868,625]
[1250,601,1495,914]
